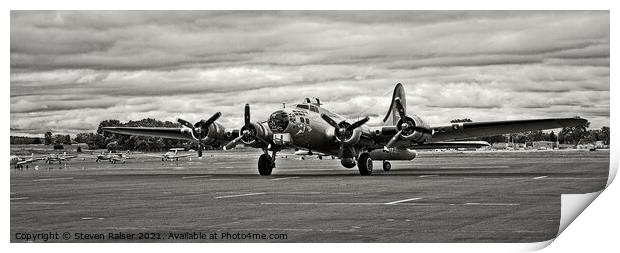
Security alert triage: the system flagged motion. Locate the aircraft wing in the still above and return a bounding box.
[103,127,195,141]
[16,160,36,165]
[146,154,165,158]
[429,118,587,142]
[412,141,490,150]
[173,154,194,158]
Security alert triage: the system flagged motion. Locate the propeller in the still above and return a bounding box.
[223,104,270,150]
[177,112,222,157]
[321,113,369,155]
[383,97,417,151]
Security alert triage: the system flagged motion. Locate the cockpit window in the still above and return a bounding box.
[309,105,319,113]
[296,104,309,110]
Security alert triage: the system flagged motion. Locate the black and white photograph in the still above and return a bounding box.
[9,10,612,247]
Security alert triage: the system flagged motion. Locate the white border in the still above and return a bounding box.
[4,1,617,252]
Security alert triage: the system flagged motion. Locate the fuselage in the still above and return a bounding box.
[266,102,429,157]
[267,103,347,155]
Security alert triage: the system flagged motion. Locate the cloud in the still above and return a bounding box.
[10,10,610,136]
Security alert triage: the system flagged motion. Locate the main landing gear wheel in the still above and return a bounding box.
[357,153,373,176]
[258,153,274,176]
[383,161,391,172]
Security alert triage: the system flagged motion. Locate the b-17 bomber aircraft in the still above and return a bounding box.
[104,83,588,176]
[149,148,194,161]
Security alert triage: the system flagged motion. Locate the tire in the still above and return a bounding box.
[383,161,391,172]
[258,154,273,176]
[357,153,373,176]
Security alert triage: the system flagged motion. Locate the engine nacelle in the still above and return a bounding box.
[398,115,432,143]
[340,128,362,146]
[241,122,273,147]
[330,122,362,146]
[180,122,228,144]
[369,148,417,161]
[203,122,227,144]
[340,157,357,168]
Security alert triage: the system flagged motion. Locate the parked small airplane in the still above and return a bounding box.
[107,153,130,164]
[87,151,130,163]
[10,154,45,169]
[149,148,194,161]
[44,152,78,164]
[104,83,588,176]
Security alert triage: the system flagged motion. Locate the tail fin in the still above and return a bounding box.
[382,83,407,126]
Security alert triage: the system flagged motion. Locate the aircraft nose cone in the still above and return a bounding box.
[268,110,289,133]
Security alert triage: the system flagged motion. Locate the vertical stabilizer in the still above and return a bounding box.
[382,83,407,126]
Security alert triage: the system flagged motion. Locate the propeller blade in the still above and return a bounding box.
[346,116,370,132]
[196,112,222,130]
[223,135,244,150]
[321,114,340,129]
[384,130,403,151]
[204,112,222,127]
[393,97,407,120]
[250,134,271,148]
[244,104,251,127]
[177,118,195,130]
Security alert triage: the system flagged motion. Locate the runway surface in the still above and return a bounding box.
[10,149,609,242]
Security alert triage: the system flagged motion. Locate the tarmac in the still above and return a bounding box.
[10,149,610,243]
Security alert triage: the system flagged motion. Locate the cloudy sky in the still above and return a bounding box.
[10,11,610,136]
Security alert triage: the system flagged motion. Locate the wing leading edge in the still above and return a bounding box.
[429,117,587,142]
[103,127,194,141]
